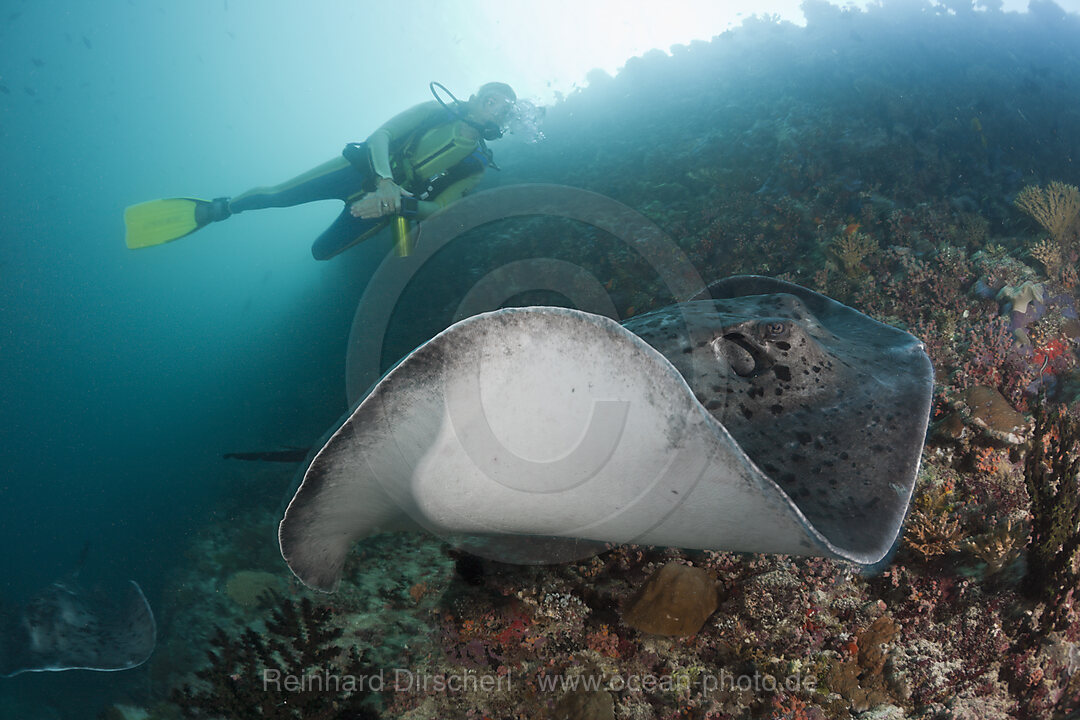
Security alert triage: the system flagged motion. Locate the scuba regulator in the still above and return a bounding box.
[430,81,506,141]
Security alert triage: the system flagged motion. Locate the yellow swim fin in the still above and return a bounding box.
[123,197,231,249]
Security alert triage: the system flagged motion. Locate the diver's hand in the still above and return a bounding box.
[350,177,413,219]
[349,193,389,219]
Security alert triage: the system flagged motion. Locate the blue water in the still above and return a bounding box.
[2,0,1080,717]
[0,2,407,713]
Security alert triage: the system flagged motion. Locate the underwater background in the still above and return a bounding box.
[4,0,1080,718]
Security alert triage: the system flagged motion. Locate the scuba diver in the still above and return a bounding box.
[124,81,517,260]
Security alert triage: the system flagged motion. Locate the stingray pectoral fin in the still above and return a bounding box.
[278,417,423,592]
[0,580,155,677]
[280,307,834,592]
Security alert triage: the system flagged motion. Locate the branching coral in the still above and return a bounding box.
[963,518,1025,577]
[173,598,380,719]
[1014,181,1080,245]
[953,317,1037,410]
[1029,237,1064,280]
[906,509,964,561]
[1022,403,1080,633]
[905,485,965,561]
[828,230,878,277]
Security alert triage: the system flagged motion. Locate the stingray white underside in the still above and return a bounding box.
[280,307,902,592]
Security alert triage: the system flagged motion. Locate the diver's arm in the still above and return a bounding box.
[354,101,450,219]
[351,183,412,219]
[360,129,411,215]
[364,101,442,179]
[353,102,442,218]
[353,173,480,221]
[366,129,395,180]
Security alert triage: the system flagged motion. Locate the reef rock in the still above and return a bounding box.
[933,386,1031,446]
[622,562,719,636]
[549,688,615,720]
[959,385,1031,445]
[224,570,282,609]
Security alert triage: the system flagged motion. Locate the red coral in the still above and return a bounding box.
[584,624,621,658]
[955,315,1035,408]
[769,694,823,720]
[492,610,533,648]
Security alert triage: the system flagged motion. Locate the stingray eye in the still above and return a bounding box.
[761,321,790,339]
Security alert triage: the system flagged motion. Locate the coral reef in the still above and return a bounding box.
[1022,402,1080,635]
[824,615,902,713]
[827,229,878,278]
[962,518,1025,578]
[115,6,1080,720]
[1014,181,1080,245]
[1029,237,1064,280]
[952,384,1032,446]
[903,481,965,561]
[997,280,1046,318]
[549,688,615,720]
[172,598,380,719]
[621,562,719,637]
[223,570,282,610]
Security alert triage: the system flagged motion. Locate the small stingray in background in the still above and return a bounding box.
[0,579,156,677]
[82,35,92,49]
[30,58,44,68]
[279,276,934,592]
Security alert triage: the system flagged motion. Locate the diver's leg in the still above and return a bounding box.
[199,150,384,259]
[310,208,386,261]
[229,156,366,213]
